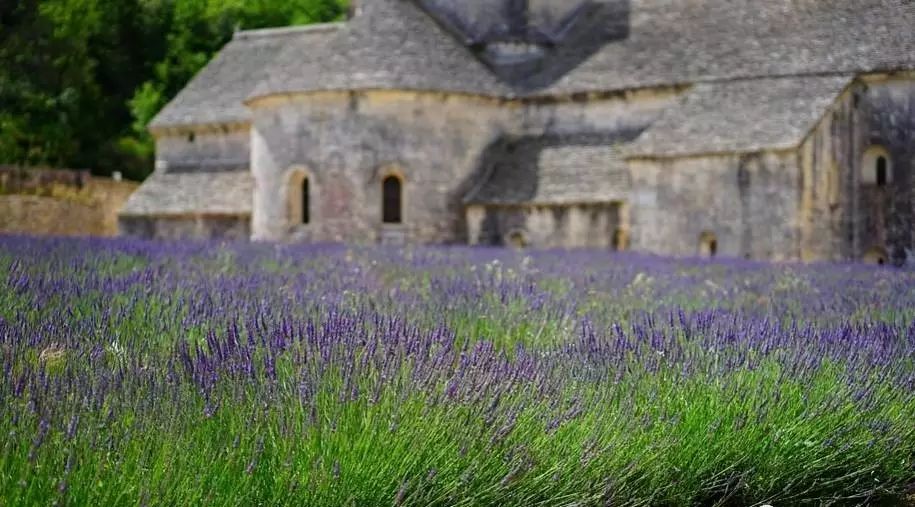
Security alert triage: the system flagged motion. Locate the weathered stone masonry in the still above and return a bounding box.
[122,0,915,263]
[249,91,513,244]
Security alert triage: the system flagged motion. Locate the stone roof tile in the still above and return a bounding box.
[624,75,853,158]
[466,133,638,205]
[249,0,511,101]
[536,0,915,96]
[154,0,915,126]
[150,23,342,129]
[120,171,253,216]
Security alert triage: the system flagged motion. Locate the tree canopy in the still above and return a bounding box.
[0,0,346,181]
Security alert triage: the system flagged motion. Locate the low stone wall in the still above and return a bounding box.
[0,177,138,237]
[467,203,625,249]
[119,215,250,241]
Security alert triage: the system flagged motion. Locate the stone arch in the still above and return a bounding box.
[380,168,405,224]
[287,167,313,226]
[862,146,893,187]
[862,245,889,266]
[699,231,718,258]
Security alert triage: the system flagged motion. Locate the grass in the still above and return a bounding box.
[0,236,913,506]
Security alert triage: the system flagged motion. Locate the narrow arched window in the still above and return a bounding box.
[287,170,312,227]
[863,246,888,266]
[382,176,402,224]
[876,156,888,187]
[300,177,310,224]
[863,147,892,186]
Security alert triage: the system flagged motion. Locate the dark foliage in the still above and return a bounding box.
[0,0,346,181]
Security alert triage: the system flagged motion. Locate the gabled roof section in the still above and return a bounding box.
[149,23,341,130]
[418,0,629,90]
[537,0,915,97]
[120,171,253,217]
[154,0,915,126]
[248,0,511,101]
[625,75,853,159]
[466,132,639,205]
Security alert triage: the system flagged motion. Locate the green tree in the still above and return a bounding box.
[0,0,99,168]
[0,0,346,180]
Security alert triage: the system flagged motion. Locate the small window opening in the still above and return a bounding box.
[863,147,891,186]
[863,246,888,266]
[300,177,310,224]
[507,230,528,249]
[876,156,888,187]
[288,171,312,227]
[699,232,718,258]
[382,176,402,224]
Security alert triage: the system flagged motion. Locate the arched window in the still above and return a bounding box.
[299,177,310,224]
[699,231,718,258]
[288,170,311,226]
[862,147,892,186]
[382,175,403,224]
[876,156,888,187]
[863,246,888,266]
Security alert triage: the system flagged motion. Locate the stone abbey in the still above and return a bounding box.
[120,0,915,264]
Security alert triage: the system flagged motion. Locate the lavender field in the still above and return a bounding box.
[1,235,914,506]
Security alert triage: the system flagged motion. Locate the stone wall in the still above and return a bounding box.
[250,91,515,244]
[853,76,915,264]
[154,125,250,172]
[0,177,138,237]
[794,87,852,262]
[625,75,915,264]
[794,75,915,264]
[0,166,91,191]
[627,151,802,261]
[148,77,915,260]
[248,88,677,245]
[466,203,625,249]
[518,88,680,136]
[118,215,250,241]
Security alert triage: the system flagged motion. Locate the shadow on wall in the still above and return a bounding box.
[418,0,631,90]
[472,131,642,204]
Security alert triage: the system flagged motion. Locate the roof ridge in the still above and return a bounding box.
[233,22,344,41]
[246,0,511,102]
[623,74,854,159]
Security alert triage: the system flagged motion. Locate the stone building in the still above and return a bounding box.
[120,0,915,263]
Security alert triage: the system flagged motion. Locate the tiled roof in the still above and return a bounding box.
[120,171,253,216]
[248,0,510,101]
[466,133,639,205]
[156,0,915,123]
[625,75,853,158]
[149,23,342,129]
[536,0,915,96]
